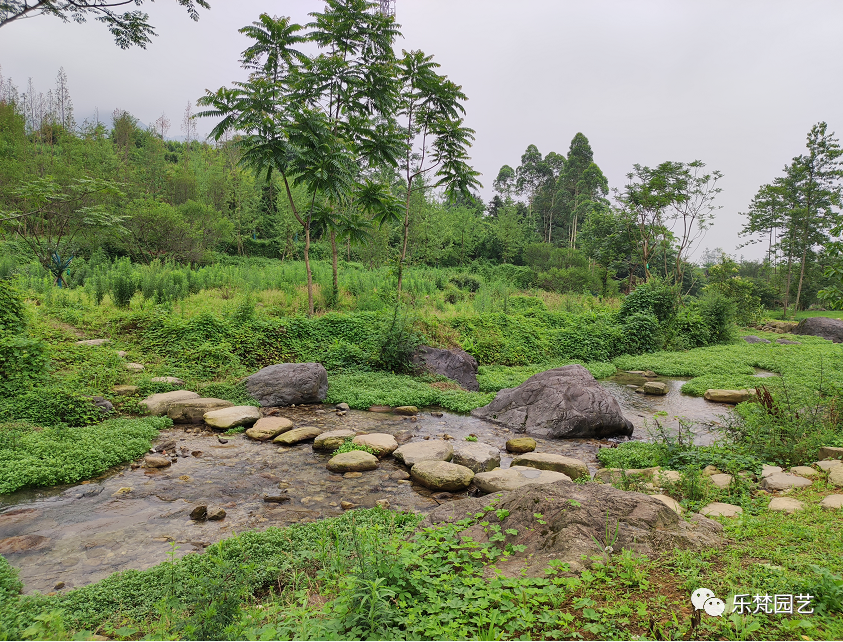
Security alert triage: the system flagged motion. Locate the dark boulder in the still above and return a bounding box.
[743,335,771,344]
[412,346,479,391]
[245,363,328,407]
[471,364,633,438]
[793,316,843,343]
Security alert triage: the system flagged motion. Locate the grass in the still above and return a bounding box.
[765,309,843,321]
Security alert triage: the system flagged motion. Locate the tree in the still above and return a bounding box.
[514,144,549,231]
[556,133,608,249]
[493,165,515,198]
[0,0,210,49]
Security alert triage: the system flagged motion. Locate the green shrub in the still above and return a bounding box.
[596,441,666,469]
[618,280,677,326]
[0,336,49,393]
[109,258,137,308]
[0,281,26,336]
[374,306,420,373]
[698,291,736,344]
[449,273,482,292]
[0,385,104,427]
[670,303,711,349]
[620,312,661,355]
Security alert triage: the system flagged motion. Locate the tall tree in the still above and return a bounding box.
[556,133,608,249]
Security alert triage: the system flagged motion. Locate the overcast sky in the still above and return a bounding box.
[2,0,842,260]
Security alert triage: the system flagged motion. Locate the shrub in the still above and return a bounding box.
[620,312,661,355]
[618,279,677,326]
[596,441,666,469]
[449,274,482,292]
[698,291,736,344]
[0,281,26,336]
[0,336,49,394]
[109,258,137,308]
[374,306,421,373]
[0,385,103,427]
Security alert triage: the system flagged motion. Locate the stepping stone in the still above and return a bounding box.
[761,465,783,478]
[394,406,418,416]
[820,494,843,510]
[708,473,733,489]
[144,454,171,468]
[246,417,294,441]
[642,381,668,395]
[819,446,843,461]
[410,461,474,491]
[313,429,356,451]
[700,502,743,518]
[704,389,753,403]
[760,473,813,491]
[657,470,682,484]
[505,437,536,454]
[702,465,722,476]
[776,338,800,345]
[651,494,683,514]
[113,385,138,396]
[368,405,391,413]
[125,362,145,372]
[451,441,501,473]
[742,336,771,344]
[830,467,843,488]
[203,406,260,429]
[511,453,589,481]
[768,497,805,513]
[353,433,399,458]
[327,451,379,473]
[273,426,322,446]
[393,440,453,467]
[789,466,819,478]
[335,402,350,411]
[150,376,185,385]
[76,339,110,346]
[140,390,199,416]
[116,350,128,358]
[167,398,233,423]
[473,466,570,493]
[816,460,842,471]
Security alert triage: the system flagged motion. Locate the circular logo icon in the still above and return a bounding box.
[703,597,726,617]
[692,588,715,610]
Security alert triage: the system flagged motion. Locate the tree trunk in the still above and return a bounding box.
[397,185,412,295]
[794,247,809,312]
[330,229,339,303]
[782,250,794,319]
[304,221,313,317]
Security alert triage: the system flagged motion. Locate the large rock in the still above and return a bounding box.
[140,390,200,416]
[704,389,754,404]
[420,480,724,576]
[393,440,453,467]
[511,453,589,481]
[245,417,294,441]
[451,442,501,473]
[769,497,806,513]
[326,451,379,473]
[410,461,474,491]
[820,494,843,509]
[313,429,356,451]
[760,472,813,491]
[793,316,843,343]
[203,405,260,429]
[743,335,771,344]
[594,467,660,484]
[473,466,571,493]
[471,365,633,438]
[818,446,843,461]
[274,426,323,446]
[506,437,536,454]
[144,454,171,468]
[245,363,328,407]
[642,381,668,395]
[168,398,233,423]
[352,433,398,458]
[411,346,479,391]
[830,467,843,488]
[700,502,743,518]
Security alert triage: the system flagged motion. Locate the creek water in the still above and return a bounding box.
[0,374,741,594]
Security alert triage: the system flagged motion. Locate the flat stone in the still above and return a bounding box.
[203,406,261,429]
[263,495,291,504]
[505,437,536,454]
[343,472,362,479]
[139,390,199,416]
[353,433,399,458]
[816,460,843,471]
[820,494,843,509]
[760,473,813,491]
[768,497,806,513]
[144,454,171,468]
[112,385,138,396]
[451,441,501,473]
[742,335,771,344]
[393,440,453,467]
[327,451,379,473]
[273,426,323,446]
[702,465,722,476]
[830,467,843,487]
[394,406,419,416]
[207,507,226,520]
[410,461,474,491]
[335,403,350,411]
[115,351,128,358]
[651,494,683,514]
[125,362,145,372]
[246,417,294,441]
[642,381,668,395]
[368,405,391,413]
[761,465,783,478]
[709,474,733,489]
[390,470,411,480]
[473,466,571,493]
[700,502,743,518]
[150,376,185,385]
[76,339,110,346]
[704,389,754,403]
[511,453,589,480]
[657,470,681,484]
[341,501,359,510]
[818,446,843,461]
[789,466,819,478]
[168,398,233,423]
[313,429,356,451]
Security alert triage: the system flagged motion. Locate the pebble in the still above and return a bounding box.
[207,507,226,520]
[375,499,390,508]
[189,506,208,521]
[263,495,291,504]
[341,501,359,510]
[343,472,363,479]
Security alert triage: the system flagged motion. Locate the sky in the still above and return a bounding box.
[2,0,843,260]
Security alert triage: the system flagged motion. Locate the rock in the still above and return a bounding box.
[769,497,806,513]
[651,494,683,514]
[643,370,658,378]
[411,345,479,391]
[144,454,171,468]
[820,494,843,509]
[207,507,226,520]
[393,440,454,466]
[701,502,743,517]
[776,338,800,345]
[313,429,357,451]
[760,473,813,491]
[830,467,843,487]
[704,389,754,404]
[410,461,475,491]
[76,339,110,346]
[88,396,114,413]
[761,465,783,478]
[702,465,722,477]
[335,402,350,411]
[343,472,362,479]
[793,316,843,343]
[369,405,391,413]
[473,466,571,493]
[471,365,634,438]
[151,439,177,454]
[375,499,390,508]
[113,385,138,396]
[203,405,260,429]
[246,417,294,441]
[658,470,682,484]
[327,451,379,473]
[790,466,819,478]
[273,426,323,446]
[150,376,185,385]
[506,437,536,454]
[353,433,399,458]
[430,411,444,417]
[816,460,842,471]
[451,442,501,473]
[125,362,145,372]
[394,406,419,416]
[189,505,207,520]
[341,501,359,510]
[594,467,659,484]
[642,381,668,395]
[139,390,200,416]
[263,495,291,504]
[245,363,328,407]
[217,437,229,444]
[818,446,843,461]
[708,474,733,489]
[511,453,589,481]
[432,492,452,500]
[168,398,234,424]
[743,335,771,344]
[420,479,723,576]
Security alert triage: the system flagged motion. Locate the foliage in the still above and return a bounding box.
[334,438,375,456]
[0,335,48,394]
[618,279,677,326]
[596,441,665,469]
[0,280,26,335]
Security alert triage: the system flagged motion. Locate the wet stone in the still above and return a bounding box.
[189,506,207,521]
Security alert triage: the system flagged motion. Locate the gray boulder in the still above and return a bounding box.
[168,398,233,423]
[140,390,200,416]
[743,335,771,344]
[411,346,479,391]
[451,441,501,473]
[245,363,328,407]
[410,461,474,491]
[510,452,589,480]
[793,316,843,343]
[471,365,633,438]
[473,466,571,493]
[393,440,453,467]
